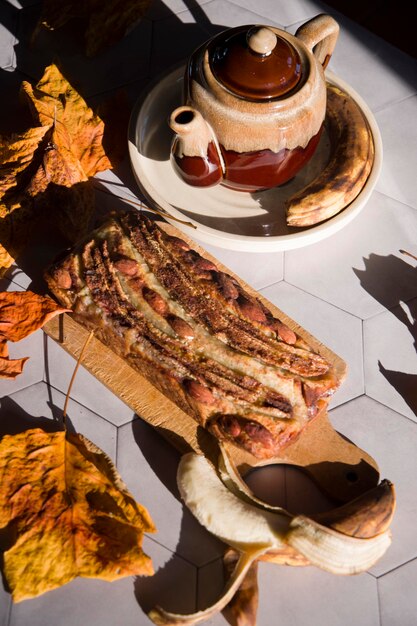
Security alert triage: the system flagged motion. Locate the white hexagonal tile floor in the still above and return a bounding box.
[0,381,117,460]
[0,2,17,70]
[117,418,224,567]
[197,556,380,626]
[284,192,417,319]
[260,281,364,407]
[0,584,11,626]
[288,12,417,114]
[43,334,136,427]
[364,298,417,422]
[375,95,417,210]
[1,0,417,624]
[203,243,284,291]
[227,0,322,27]
[149,9,212,76]
[378,557,417,626]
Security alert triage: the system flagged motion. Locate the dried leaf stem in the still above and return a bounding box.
[63,330,94,424]
[400,249,417,262]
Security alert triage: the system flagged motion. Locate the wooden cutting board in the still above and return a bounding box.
[43,220,379,503]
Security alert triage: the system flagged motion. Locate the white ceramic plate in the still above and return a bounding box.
[128,65,382,252]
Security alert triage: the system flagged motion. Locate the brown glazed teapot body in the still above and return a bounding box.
[169,15,339,192]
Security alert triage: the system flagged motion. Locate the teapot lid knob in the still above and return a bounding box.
[208,25,302,100]
[247,27,277,56]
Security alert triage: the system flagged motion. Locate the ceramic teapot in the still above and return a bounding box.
[169,14,339,193]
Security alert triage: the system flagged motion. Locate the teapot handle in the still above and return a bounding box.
[295,14,339,70]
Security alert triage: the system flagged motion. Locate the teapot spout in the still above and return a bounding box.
[169,106,224,187]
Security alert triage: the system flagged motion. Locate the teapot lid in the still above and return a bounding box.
[208,26,302,100]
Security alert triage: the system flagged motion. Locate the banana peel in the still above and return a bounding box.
[148,451,395,625]
[286,83,375,227]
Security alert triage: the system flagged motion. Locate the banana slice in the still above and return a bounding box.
[286,83,374,227]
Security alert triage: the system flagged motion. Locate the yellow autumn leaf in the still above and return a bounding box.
[0,64,113,275]
[0,428,156,602]
[22,64,111,177]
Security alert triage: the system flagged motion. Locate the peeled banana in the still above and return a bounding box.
[286,83,375,227]
[148,452,393,625]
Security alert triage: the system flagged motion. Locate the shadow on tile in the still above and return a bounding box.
[0,0,223,102]
[291,2,417,98]
[129,419,225,614]
[354,253,417,417]
[378,362,417,418]
[354,253,417,317]
[0,394,62,439]
[324,0,417,58]
[133,550,196,616]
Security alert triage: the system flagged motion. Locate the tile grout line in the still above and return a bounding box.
[330,387,417,429]
[374,554,417,580]
[146,534,202,568]
[373,188,417,214]
[256,277,284,293]
[6,596,12,626]
[261,276,365,322]
[195,563,200,612]
[279,260,417,324]
[376,576,383,626]
[361,318,366,396]
[328,391,367,416]
[364,392,417,427]
[373,91,417,115]
[115,423,119,469]
[227,0,303,27]
[42,380,130,430]
[1,378,44,400]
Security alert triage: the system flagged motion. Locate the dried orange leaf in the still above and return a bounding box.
[0,63,111,272]
[0,126,50,198]
[0,290,69,379]
[0,428,156,602]
[0,291,70,343]
[0,356,29,379]
[22,64,111,177]
[0,243,16,279]
[24,131,95,242]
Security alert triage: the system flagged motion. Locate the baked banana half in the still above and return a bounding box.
[286,83,374,228]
